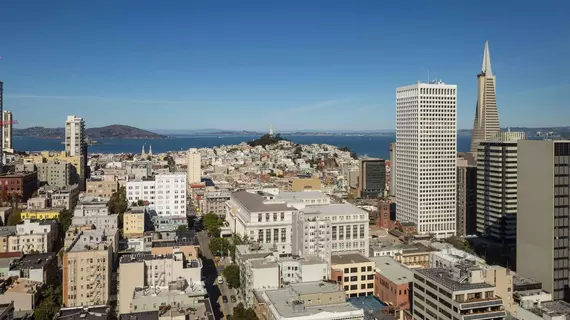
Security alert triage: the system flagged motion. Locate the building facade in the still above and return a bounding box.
[331,252,375,298]
[477,132,525,244]
[0,172,38,203]
[396,81,457,238]
[126,173,187,216]
[457,154,477,236]
[389,143,396,197]
[2,111,12,152]
[85,179,119,198]
[358,159,386,199]
[186,148,201,185]
[470,41,501,154]
[517,140,570,300]
[36,161,76,188]
[8,220,57,253]
[372,256,413,311]
[203,191,230,217]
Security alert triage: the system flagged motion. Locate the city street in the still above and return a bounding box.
[196,230,234,319]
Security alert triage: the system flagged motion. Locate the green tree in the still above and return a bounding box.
[107,186,128,227]
[209,237,230,256]
[137,199,145,206]
[6,209,22,226]
[34,285,62,320]
[232,303,258,320]
[223,264,241,289]
[177,225,189,231]
[59,209,73,232]
[203,213,223,235]
[230,233,248,262]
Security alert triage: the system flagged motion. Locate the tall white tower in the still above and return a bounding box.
[2,111,12,151]
[396,80,457,238]
[65,115,86,156]
[186,148,201,185]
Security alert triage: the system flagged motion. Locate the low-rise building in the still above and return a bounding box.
[331,252,375,298]
[86,179,119,198]
[72,214,119,231]
[54,305,109,320]
[118,251,203,315]
[371,256,413,310]
[255,281,365,320]
[7,252,58,284]
[20,208,63,221]
[0,252,22,279]
[0,277,42,311]
[430,247,486,268]
[74,196,110,217]
[38,184,80,210]
[151,236,200,261]
[8,220,57,254]
[288,177,322,192]
[0,228,16,254]
[123,206,148,238]
[203,191,230,217]
[412,267,507,320]
[36,161,77,188]
[0,172,38,202]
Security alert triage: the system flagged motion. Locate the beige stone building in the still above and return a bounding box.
[331,252,375,298]
[123,207,147,238]
[62,234,113,307]
[86,179,119,198]
[288,177,322,192]
[8,220,57,254]
[0,277,42,311]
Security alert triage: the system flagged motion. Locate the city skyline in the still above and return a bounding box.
[0,0,568,131]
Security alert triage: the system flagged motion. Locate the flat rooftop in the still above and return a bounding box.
[540,300,570,316]
[55,306,108,320]
[120,311,158,320]
[304,203,368,216]
[232,191,293,212]
[415,268,493,292]
[332,252,372,265]
[371,256,413,285]
[513,272,542,287]
[276,191,329,201]
[250,259,278,269]
[263,281,362,318]
[10,253,56,270]
[120,253,174,264]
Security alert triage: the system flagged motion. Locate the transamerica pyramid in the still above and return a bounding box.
[470,41,500,154]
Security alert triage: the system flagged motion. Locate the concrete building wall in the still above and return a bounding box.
[85,180,119,198]
[289,178,322,192]
[118,260,145,315]
[374,272,410,310]
[36,162,74,188]
[187,149,201,185]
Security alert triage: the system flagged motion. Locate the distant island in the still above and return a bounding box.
[14,125,166,139]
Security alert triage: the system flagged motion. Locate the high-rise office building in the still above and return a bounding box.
[186,148,201,185]
[396,80,457,238]
[65,115,87,190]
[358,159,386,199]
[456,153,477,236]
[477,132,526,244]
[2,111,12,152]
[389,143,396,197]
[470,41,500,154]
[517,140,570,301]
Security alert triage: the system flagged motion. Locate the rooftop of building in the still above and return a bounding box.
[432,247,485,265]
[125,206,147,214]
[77,196,111,205]
[512,272,542,287]
[371,257,413,285]
[0,226,16,237]
[9,253,56,270]
[331,252,372,265]
[55,306,109,320]
[538,300,570,316]
[232,190,293,212]
[304,203,368,216]
[132,280,206,299]
[275,191,329,201]
[39,184,79,193]
[262,281,362,318]
[23,207,65,213]
[119,311,158,320]
[415,268,493,292]
[0,171,36,178]
[249,259,278,269]
[0,277,42,294]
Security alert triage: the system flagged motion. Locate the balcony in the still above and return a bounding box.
[460,297,503,310]
[462,311,506,320]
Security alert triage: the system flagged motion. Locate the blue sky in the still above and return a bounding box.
[1,0,568,131]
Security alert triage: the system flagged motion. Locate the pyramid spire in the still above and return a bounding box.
[481,40,493,76]
[141,145,146,157]
[149,145,152,156]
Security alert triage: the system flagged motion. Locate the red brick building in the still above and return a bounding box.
[372,256,413,311]
[0,172,38,203]
[377,198,391,229]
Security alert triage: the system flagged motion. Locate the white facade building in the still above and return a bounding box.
[126,173,187,217]
[8,220,56,253]
[65,115,85,157]
[74,197,110,216]
[2,110,12,151]
[187,148,201,185]
[396,81,457,238]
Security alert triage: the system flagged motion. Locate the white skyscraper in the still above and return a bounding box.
[186,148,201,185]
[65,115,86,156]
[2,110,12,151]
[396,80,457,238]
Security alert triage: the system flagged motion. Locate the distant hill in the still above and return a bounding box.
[14,125,166,139]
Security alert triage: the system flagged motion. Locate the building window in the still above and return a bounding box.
[258,214,262,222]
[281,228,286,243]
[281,212,285,221]
[273,213,277,221]
[332,226,337,240]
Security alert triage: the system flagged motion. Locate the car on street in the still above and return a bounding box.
[231,295,237,303]
[222,296,228,303]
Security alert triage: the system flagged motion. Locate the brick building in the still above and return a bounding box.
[0,172,38,203]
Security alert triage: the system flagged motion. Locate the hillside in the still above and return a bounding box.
[14,125,166,139]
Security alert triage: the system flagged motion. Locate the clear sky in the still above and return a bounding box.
[1,0,568,131]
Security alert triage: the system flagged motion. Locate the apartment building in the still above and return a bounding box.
[62,233,113,307]
[186,148,201,185]
[477,132,526,244]
[118,251,203,314]
[331,252,375,298]
[390,143,396,197]
[126,173,187,216]
[288,177,322,192]
[8,220,57,253]
[36,161,77,188]
[24,151,85,190]
[412,267,507,320]
[123,206,147,238]
[0,277,42,311]
[396,81,457,238]
[74,196,110,217]
[255,281,365,320]
[125,161,152,180]
[20,208,63,221]
[517,140,570,301]
[2,111,12,152]
[72,214,119,231]
[0,172,38,202]
[38,184,80,210]
[86,179,119,198]
[151,237,200,260]
[7,252,58,284]
[203,191,230,217]
[372,256,413,311]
